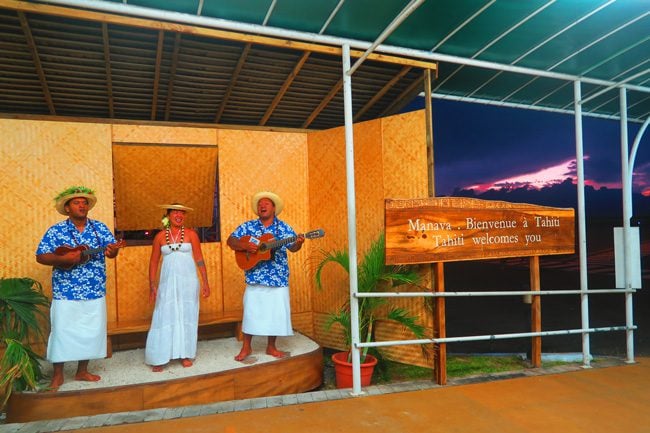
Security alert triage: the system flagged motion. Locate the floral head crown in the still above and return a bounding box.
[54,186,95,202]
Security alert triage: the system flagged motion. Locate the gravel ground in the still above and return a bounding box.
[36,332,319,392]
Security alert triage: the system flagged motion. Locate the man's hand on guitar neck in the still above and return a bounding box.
[104,240,124,258]
[288,234,305,252]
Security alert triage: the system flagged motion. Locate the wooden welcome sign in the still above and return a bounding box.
[385,197,575,265]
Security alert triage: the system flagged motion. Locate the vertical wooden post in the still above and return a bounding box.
[424,69,435,197]
[529,256,542,367]
[433,261,447,385]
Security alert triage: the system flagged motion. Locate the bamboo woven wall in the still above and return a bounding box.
[217,129,314,337]
[307,110,433,366]
[377,111,433,367]
[0,119,117,329]
[3,111,430,366]
[112,125,218,230]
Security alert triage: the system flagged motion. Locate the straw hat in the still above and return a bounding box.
[54,186,97,215]
[252,191,283,216]
[158,203,194,212]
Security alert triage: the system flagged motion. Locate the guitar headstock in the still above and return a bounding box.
[305,229,325,239]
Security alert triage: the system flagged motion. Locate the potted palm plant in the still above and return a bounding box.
[0,277,50,410]
[315,234,427,388]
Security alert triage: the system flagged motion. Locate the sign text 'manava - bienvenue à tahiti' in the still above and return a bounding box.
[385,197,575,265]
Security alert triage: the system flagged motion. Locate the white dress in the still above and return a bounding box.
[145,242,199,366]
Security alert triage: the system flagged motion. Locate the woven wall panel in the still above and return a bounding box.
[306,111,431,359]
[313,312,346,351]
[381,110,434,365]
[0,118,117,319]
[115,245,152,321]
[217,129,312,315]
[374,320,433,368]
[307,119,384,315]
[291,311,314,339]
[307,127,348,314]
[115,242,224,323]
[199,242,224,318]
[112,125,217,145]
[112,144,217,230]
[382,110,429,198]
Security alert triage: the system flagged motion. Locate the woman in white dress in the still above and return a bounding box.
[146,203,210,372]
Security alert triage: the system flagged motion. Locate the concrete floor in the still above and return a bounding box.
[42,356,650,433]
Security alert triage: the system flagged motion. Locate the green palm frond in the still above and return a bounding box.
[0,278,50,341]
[387,308,427,339]
[314,234,426,364]
[0,277,48,410]
[0,338,44,409]
[314,248,349,291]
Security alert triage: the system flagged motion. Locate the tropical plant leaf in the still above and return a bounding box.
[0,278,50,342]
[387,308,427,339]
[0,338,45,410]
[314,248,349,291]
[314,234,425,365]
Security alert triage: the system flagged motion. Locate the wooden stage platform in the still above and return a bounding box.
[6,333,323,423]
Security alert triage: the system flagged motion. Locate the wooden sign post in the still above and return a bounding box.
[385,197,575,383]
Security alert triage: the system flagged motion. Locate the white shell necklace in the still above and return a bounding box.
[165,226,185,251]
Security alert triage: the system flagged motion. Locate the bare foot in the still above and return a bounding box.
[266,348,289,359]
[48,375,64,391]
[75,371,101,382]
[181,358,193,368]
[234,348,252,362]
[152,365,164,372]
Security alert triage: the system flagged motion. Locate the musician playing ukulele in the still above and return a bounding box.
[226,191,304,362]
[36,186,122,390]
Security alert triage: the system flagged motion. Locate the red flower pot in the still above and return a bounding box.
[331,351,378,389]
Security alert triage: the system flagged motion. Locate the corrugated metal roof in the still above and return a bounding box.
[0,0,648,128]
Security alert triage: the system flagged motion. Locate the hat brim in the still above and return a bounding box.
[55,193,97,215]
[158,204,194,212]
[251,191,283,216]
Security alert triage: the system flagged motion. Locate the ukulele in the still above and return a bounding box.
[54,239,126,270]
[235,229,325,271]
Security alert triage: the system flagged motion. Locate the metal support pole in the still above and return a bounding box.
[342,43,362,395]
[619,88,635,363]
[574,80,591,368]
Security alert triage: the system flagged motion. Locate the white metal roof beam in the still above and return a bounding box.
[468,0,616,98]
[320,0,344,34]
[434,0,556,92]
[581,69,649,106]
[263,0,276,26]
[429,92,644,123]
[548,12,649,72]
[567,60,650,112]
[38,0,649,94]
[430,0,496,52]
[498,3,639,103]
[348,0,425,76]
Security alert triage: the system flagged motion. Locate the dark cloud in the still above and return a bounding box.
[412,98,650,195]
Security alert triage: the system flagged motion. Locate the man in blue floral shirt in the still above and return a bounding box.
[227,191,304,362]
[36,186,121,390]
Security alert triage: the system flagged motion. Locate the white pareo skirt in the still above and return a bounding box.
[242,284,293,336]
[47,297,107,363]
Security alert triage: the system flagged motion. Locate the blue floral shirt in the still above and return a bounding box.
[36,218,116,300]
[231,218,297,287]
